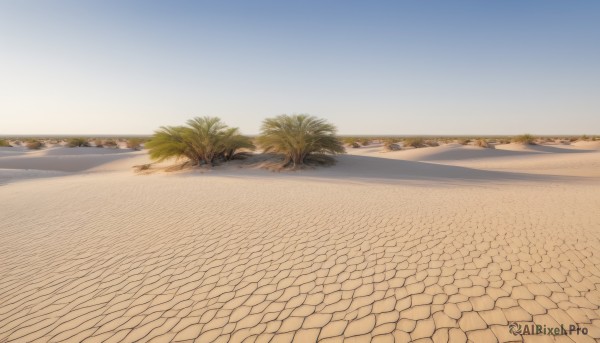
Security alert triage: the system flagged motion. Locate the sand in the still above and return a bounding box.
[1,144,599,342]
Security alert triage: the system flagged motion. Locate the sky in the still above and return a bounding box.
[0,0,599,135]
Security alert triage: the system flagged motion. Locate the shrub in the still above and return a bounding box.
[360,139,371,146]
[103,139,118,148]
[425,140,439,147]
[457,138,471,145]
[474,139,490,148]
[26,140,44,150]
[219,128,255,160]
[387,143,402,151]
[94,139,104,148]
[351,142,361,148]
[342,137,357,146]
[512,134,536,145]
[67,138,90,147]
[383,139,401,151]
[403,137,425,148]
[0,139,11,147]
[146,116,255,166]
[126,138,143,150]
[257,114,345,168]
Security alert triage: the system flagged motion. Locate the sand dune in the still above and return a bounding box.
[571,141,600,149]
[376,144,535,161]
[0,148,147,173]
[0,147,28,157]
[311,155,565,183]
[40,147,135,156]
[1,145,599,342]
[343,144,600,178]
[494,143,594,154]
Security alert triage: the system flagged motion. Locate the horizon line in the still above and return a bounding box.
[1,133,598,138]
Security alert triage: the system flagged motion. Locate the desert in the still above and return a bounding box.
[2,1,600,342]
[1,131,599,342]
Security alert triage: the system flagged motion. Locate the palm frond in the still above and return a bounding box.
[146,118,255,166]
[257,114,345,167]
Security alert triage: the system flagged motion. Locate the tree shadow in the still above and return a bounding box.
[174,154,577,185]
[523,144,595,154]
[307,155,571,183]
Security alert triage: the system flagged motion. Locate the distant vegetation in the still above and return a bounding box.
[126,138,143,150]
[67,138,90,147]
[341,137,355,145]
[146,116,254,166]
[512,134,536,145]
[25,140,44,150]
[403,137,425,148]
[474,139,491,148]
[382,139,401,151]
[257,114,345,168]
[0,139,11,147]
[103,139,118,148]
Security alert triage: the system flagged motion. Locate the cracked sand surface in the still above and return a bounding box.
[1,171,599,342]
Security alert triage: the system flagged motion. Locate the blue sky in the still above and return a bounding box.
[1,1,598,135]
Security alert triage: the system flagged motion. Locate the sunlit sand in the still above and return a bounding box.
[1,141,599,342]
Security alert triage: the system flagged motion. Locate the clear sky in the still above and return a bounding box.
[1,1,599,135]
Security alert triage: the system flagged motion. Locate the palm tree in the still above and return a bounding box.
[257,114,345,167]
[218,127,255,161]
[145,116,254,166]
[185,117,229,164]
[146,126,194,162]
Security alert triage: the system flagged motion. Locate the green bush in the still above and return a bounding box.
[383,140,401,151]
[512,134,536,145]
[257,114,344,168]
[341,137,357,146]
[67,138,90,147]
[403,137,425,148]
[0,139,11,147]
[126,138,143,150]
[146,117,255,166]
